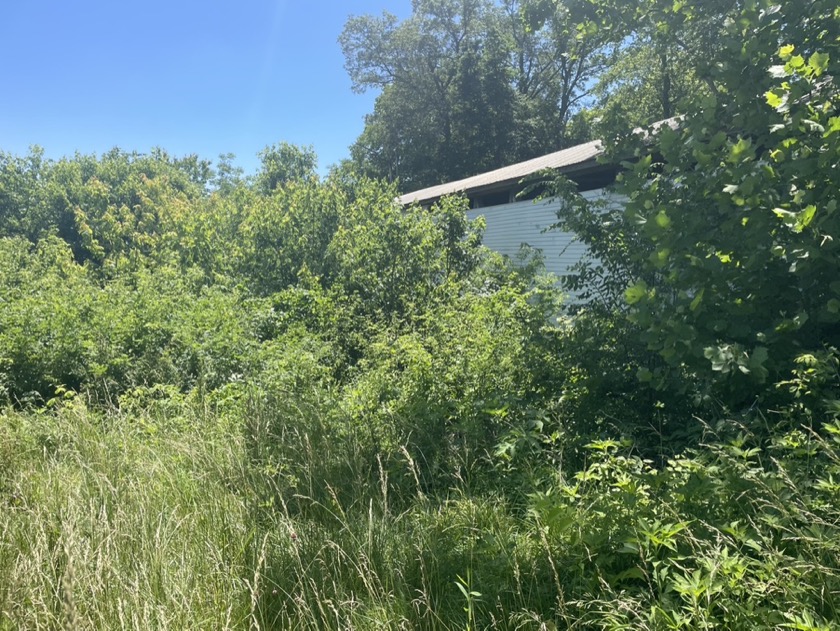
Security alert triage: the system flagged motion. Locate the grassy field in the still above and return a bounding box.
[3,395,839,630]
[0,397,557,630]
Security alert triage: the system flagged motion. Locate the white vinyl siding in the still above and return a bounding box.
[466,189,614,290]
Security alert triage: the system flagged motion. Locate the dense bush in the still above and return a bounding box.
[551,0,840,419]
[0,151,567,501]
[0,237,263,403]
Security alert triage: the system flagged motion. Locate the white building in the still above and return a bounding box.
[398,139,619,283]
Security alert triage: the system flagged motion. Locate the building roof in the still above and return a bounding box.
[397,139,604,206]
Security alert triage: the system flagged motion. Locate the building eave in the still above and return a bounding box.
[397,118,683,207]
[397,139,604,206]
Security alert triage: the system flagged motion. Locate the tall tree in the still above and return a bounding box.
[341,0,606,190]
[574,0,734,136]
[513,0,610,147]
[587,36,703,132]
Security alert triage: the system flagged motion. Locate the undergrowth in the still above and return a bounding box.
[2,396,838,629]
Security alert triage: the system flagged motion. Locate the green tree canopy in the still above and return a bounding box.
[341,0,607,190]
[554,0,840,410]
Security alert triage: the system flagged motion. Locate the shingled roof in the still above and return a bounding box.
[397,139,603,206]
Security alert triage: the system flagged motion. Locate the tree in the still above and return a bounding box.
[342,0,511,190]
[0,147,211,270]
[555,0,840,409]
[588,36,703,132]
[525,0,732,138]
[255,142,318,194]
[514,0,611,145]
[0,147,51,242]
[341,0,607,190]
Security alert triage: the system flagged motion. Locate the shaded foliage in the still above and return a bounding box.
[341,0,607,190]
[549,0,840,418]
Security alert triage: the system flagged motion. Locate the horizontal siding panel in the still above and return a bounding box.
[467,190,615,280]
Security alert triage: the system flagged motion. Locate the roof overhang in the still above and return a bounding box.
[397,118,682,207]
[398,139,603,206]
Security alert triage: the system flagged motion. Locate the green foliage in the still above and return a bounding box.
[589,34,706,134]
[0,237,98,402]
[237,179,341,294]
[0,146,209,272]
[324,187,449,321]
[3,8,840,618]
[341,0,514,189]
[534,421,840,628]
[565,0,731,135]
[0,148,52,241]
[4,396,840,629]
[255,142,318,194]
[340,0,606,190]
[342,281,559,490]
[0,236,263,403]
[0,145,561,498]
[550,0,840,411]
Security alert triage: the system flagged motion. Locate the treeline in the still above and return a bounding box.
[340,0,710,190]
[0,142,563,489]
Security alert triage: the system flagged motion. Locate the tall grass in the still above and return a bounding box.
[3,396,840,629]
[0,394,560,630]
[0,399,253,630]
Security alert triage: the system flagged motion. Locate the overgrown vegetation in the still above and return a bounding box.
[2,0,839,629]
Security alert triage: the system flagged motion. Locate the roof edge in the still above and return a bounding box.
[398,139,603,206]
[397,118,681,206]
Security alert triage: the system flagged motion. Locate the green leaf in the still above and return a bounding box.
[825,117,840,137]
[795,205,817,232]
[729,138,752,162]
[586,439,621,452]
[705,345,733,373]
[765,90,785,109]
[625,281,649,305]
[788,55,806,70]
[655,210,672,229]
[750,346,768,368]
[690,288,705,312]
[779,44,795,60]
[454,579,469,599]
[613,567,646,583]
[637,367,653,382]
[809,52,830,77]
[652,247,671,268]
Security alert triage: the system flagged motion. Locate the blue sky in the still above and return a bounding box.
[1,0,411,175]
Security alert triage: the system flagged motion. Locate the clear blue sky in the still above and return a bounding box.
[0,0,411,175]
